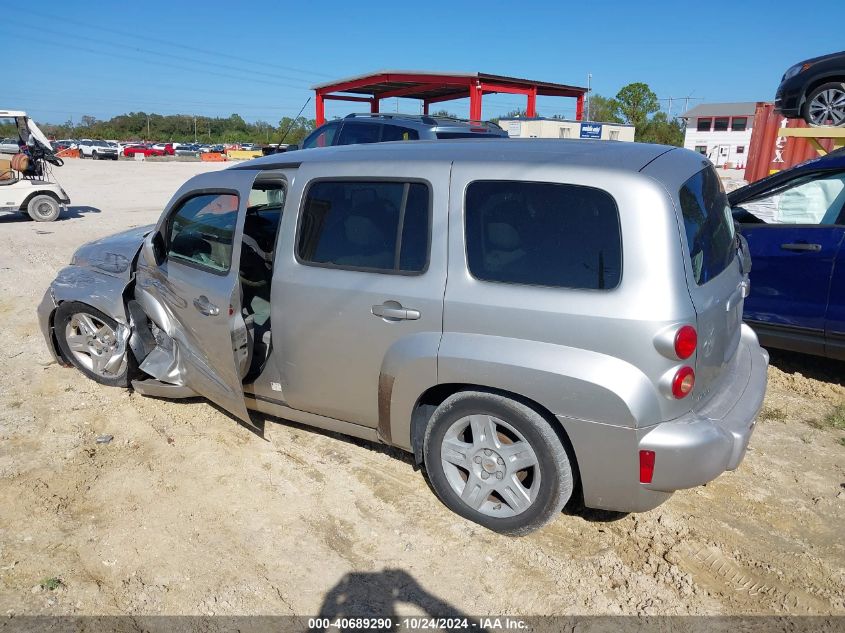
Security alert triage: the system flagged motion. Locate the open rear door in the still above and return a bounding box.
[135,169,259,425]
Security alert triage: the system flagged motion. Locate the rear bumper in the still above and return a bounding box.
[561,324,769,512]
[640,325,768,492]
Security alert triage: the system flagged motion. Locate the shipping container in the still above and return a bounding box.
[744,102,836,183]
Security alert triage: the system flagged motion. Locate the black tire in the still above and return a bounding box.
[92,151,99,160]
[54,301,137,388]
[27,194,61,222]
[423,391,573,536]
[803,81,845,127]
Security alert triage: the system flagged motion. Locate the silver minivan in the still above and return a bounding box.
[37,140,768,535]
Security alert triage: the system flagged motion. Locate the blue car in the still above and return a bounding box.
[731,148,845,358]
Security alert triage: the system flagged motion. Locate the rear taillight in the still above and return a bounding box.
[674,325,697,359]
[671,366,695,398]
[639,450,655,483]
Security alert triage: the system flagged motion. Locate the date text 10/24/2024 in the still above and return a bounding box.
[307,617,528,630]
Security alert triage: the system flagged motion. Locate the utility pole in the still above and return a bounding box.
[193,116,197,143]
[146,115,150,139]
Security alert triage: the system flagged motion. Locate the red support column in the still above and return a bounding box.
[315,93,325,126]
[575,94,585,121]
[371,98,379,114]
[526,87,537,118]
[423,101,429,115]
[469,83,482,121]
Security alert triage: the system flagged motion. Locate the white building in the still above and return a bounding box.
[499,117,635,142]
[680,102,757,168]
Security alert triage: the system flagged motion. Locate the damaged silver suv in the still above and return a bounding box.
[38,140,768,535]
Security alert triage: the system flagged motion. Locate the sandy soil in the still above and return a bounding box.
[0,158,843,617]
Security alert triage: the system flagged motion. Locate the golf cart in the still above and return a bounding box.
[0,110,69,222]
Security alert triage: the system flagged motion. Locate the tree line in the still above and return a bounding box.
[38,112,317,145]
[31,82,683,146]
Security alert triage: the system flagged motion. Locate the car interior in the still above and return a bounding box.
[239,177,284,379]
[732,171,845,225]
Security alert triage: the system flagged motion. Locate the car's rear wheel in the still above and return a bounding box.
[92,151,99,160]
[27,194,60,222]
[804,82,845,127]
[54,302,136,387]
[423,391,573,535]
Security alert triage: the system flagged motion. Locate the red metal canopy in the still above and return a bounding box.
[312,70,588,125]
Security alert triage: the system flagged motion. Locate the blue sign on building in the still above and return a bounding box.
[580,123,603,139]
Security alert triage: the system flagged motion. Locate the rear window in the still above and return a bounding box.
[679,166,736,285]
[465,181,621,290]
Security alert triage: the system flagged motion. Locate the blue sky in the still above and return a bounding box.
[10,0,842,125]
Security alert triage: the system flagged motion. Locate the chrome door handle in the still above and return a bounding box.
[193,295,220,316]
[781,243,821,252]
[371,303,421,321]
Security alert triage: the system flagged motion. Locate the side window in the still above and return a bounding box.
[302,122,339,149]
[734,173,845,226]
[380,125,420,142]
[679,167,736,285]
[298,180,430,273]
[465,181,622,290]
[336,122,381,146]
[167,193,240,273]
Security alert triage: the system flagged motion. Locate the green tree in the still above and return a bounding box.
[585,95,623,123]
[615,82,660,132]
[638,112,684,146]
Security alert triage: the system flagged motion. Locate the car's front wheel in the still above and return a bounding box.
[54,302,136,387]
[424,391,574,535]
[27,194,60,222]
[804,82,845,127]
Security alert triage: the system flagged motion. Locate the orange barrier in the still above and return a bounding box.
[56,148,80,158]
[201,152,227,162]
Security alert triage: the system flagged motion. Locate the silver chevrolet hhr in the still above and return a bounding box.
[38,139,768,535]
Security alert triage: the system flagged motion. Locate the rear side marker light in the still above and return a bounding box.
[672,366,695,398]
[639,450,655,484]
[674,325,697,359]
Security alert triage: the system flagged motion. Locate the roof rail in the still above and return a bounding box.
[343,112,504,131]
[344,112,439,125]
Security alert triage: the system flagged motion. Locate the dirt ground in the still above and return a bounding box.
[0,158,843,618]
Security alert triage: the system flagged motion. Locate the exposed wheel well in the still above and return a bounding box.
[410,383,581,498]
[47,303,71,367]
[19,189,60,212]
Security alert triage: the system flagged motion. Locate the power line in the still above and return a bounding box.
[18,8,334,81]
[8,33,312,91]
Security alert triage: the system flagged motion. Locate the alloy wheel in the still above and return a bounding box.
[808,87,845,126]
[440,414,541,517]
[64,312,127,378]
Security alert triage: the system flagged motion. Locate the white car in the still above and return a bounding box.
[78,139,119,160]
[0,137,20,154]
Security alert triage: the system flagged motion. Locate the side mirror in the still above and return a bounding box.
[142,230,166,267]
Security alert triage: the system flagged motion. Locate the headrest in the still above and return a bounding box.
[487,222,521,251]
[345,215,385,248]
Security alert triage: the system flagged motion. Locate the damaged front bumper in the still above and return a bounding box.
[37,286,65,365]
